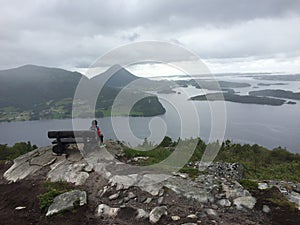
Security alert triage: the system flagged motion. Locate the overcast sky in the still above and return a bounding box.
[1,0,300,76]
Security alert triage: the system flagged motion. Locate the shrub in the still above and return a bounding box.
[0,141,37,161]
[179,167,201,179]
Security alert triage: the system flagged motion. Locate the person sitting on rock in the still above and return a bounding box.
[90,119,105,147]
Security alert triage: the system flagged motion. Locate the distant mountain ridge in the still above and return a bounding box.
[0,65,84,109]
[0,64,165,121]
[91,64,139,88]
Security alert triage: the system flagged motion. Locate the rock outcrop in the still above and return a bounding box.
[4,147,55,182]
[196,161,244,180]
[2,141,300,225]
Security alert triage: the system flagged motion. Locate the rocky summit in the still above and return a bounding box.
[0,141,300,225]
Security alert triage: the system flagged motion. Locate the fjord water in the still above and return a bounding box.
[0,77,300,153]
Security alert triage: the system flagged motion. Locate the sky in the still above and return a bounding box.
[0,0,300,77]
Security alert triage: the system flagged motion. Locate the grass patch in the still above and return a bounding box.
[239,179,258,190]
[38,181,73,211]
[267,197,298,211]
[123,146,172,165]
[179,167,201,179]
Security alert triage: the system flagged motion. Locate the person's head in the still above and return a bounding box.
[92,119,97,126]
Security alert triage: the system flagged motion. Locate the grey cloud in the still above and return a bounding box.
[0,0,300,70]
[121,32,140,41]
[3,0,299,37]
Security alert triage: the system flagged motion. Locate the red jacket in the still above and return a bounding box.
[96,126,101,138]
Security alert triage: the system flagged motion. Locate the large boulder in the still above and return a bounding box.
[46,190,87,216]
[233,196,256,210]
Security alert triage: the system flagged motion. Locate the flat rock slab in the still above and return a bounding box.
[47,160,89,185]
[66,151,83,162]
[164,176,215,203]
[4,147,52,182]
[30,151,56,166]
[4,162,41,182]
[46,190,87,216]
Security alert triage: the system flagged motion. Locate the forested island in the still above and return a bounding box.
[176,79,251,90]
[190,92,286,105]
[249,89,300,100]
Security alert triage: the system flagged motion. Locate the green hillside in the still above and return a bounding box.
[122,137,300,182]
[0,65,166,121]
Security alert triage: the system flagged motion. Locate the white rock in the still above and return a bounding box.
[132,156,149,162]
[108,192,120,200]
[217,199,231,207]
[158,188,164,197]
[143,197,152,204]
[116,183,124,191]
[149,206,168,224]
[84,164,94,172]
[47,161,89,185]
[172,172,188,179]
[95,204,120,218]
[142,184,162,196]
[30,152,56,167]
[258,183,268,190]
[205,208,218,217]
[222,183,250,199]
[127,192,136,199]
[233,196,256,210]
[185,191,209,203]
[109,174,139,189]
[262,205,271,213]
[171,215,181,221]
[46,190,87,216]
[187,214,197,219]
[211,204,218,209]
[287,191,300,210]
[66,151,83,162]
[15,206,26,210]
[136,208,149,220]
[157,196,164,204]
[4,147,52,182]
[4,163,41,182]
[97,186,109,198]
[124,192,137,203]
